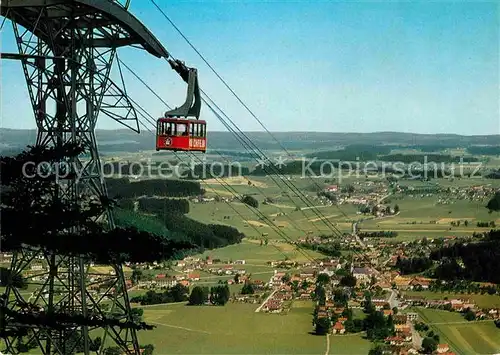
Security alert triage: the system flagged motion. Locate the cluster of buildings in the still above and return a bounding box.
[260,270,317,313]
[402,296,500,321]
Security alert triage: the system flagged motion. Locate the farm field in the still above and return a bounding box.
[414,308,500,355]
[359,195,499,238]
[187,175,500,242]
[329,334,371,354]
[403,291,500,308]
[188,200,358,241]
[135,301,329,354]
[195,239,324,264]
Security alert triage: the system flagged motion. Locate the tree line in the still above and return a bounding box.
[358,231,398,238]
[107,178,204,198]
[188,285,230,306]
[130,284,189,305]
[395,256,433,275]
[429,230,500,283]
[137,197,190,215]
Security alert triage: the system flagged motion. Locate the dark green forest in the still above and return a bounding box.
[110,179,244,251]
[106,178,204,198]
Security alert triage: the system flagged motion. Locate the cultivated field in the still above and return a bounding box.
[414,308,500,355]
[358,194,499,239]
[196,239,325,264]
[136,301,328,354]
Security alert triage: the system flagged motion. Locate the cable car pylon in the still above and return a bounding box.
[0,1,170,354]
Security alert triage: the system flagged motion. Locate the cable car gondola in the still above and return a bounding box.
[156,117,206,152]
[156,59,206,152]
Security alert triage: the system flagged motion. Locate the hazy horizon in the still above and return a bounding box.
[1,1,499,135]
[1,126,499,138]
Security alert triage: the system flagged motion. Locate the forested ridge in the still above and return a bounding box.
[392,230,500,284]
[107,178,204,198]
[110,178,244,252]
[429,230,500,283]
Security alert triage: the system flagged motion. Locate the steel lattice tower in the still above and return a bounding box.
[0,1,169,353]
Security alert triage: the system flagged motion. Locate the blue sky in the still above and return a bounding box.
[1,0,499,134]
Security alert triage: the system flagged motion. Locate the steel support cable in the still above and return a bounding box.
[202,91,351,223]
[123,63,395,290]
[134,105,314,260]
[202,101,326,236]
[148,0,352,223]
[117,59,328,237]
[135,112,315,263]
[127,95,318,263]
[184,150,318,263]
[117,49,342,239]
[202,95,346,239]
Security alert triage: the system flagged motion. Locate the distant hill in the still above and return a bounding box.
[1,128,499,154]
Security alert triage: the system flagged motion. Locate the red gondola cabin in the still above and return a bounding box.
[156,118,207,152]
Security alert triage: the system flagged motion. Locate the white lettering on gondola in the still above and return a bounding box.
[189,138,206,148]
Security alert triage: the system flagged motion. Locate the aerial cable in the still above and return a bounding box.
[134,118,295,262]
[118,59,328,237]
[148,0,352,222]
[124,92,318,262]
[139,110,317,262]
[202,95,346,238]
[120,57,345,240]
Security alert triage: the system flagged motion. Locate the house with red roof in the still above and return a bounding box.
[437,344,450,353]
[331,322,345,334]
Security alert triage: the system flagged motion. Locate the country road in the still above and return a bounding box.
[388,289,399,309]
[410,322,422,350]
[255,289,277,313]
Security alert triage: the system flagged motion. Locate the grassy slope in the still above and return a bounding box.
[136,301,326,354]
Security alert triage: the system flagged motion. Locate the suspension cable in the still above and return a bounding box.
[128,95,319,263]
[148,0,352,223]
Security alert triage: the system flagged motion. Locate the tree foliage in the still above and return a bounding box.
[106,177,204,198]
[395,256,433,275]
[487,192,500,212]
[339,275,357,288]
[189,286,209,305]
[130,285,190,306]
[299,242,341,257]
[241,195,259,208]
[313,316,331,335]
[430,230,500,283]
